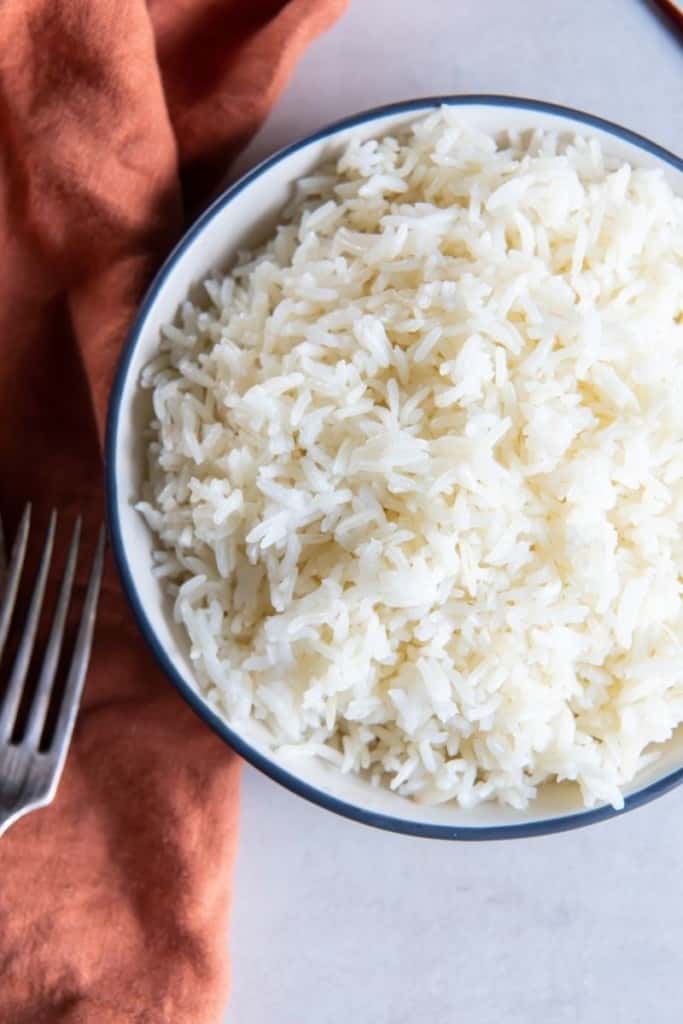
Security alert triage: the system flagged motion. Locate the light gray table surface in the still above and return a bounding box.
[226,3,683,1022]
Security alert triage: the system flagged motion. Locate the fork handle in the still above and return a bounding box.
[0,798,48,838]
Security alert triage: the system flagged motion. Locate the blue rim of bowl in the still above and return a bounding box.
[106,94,683,840]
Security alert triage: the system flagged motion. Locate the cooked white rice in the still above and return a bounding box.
[138,109,683,811]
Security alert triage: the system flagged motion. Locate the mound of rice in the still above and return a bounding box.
[138,109,683,810]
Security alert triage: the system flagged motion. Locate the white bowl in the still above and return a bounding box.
[107,96,683,839]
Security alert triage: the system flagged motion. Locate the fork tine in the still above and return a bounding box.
[0,510,56,743]
[23,518,82,749]
[0,503,31,657]
[47,526,105,765]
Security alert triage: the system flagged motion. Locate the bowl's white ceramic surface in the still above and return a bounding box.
[107,96,683,838]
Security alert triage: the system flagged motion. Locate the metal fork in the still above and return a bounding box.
[0,505,105,837]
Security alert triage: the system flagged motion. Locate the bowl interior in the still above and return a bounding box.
[109,97,683,837]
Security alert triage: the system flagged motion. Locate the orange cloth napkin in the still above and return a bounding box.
[0,2,346,1021]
